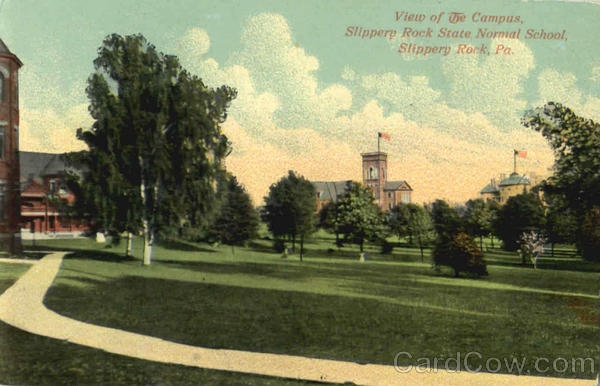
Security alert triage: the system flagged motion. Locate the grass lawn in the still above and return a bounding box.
[16,234,600,380]
[0,257,320,385]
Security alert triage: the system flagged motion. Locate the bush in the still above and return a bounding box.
[581,208,600,261]
[433,232,488,277]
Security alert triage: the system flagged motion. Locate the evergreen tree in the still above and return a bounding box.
[213,175,259,253]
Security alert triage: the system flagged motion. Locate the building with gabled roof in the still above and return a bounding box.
[312,151,412,211]
[19,151,88,235]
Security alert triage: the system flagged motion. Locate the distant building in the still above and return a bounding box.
[313,151,412,211]
[480,171,543,205]
[19,151,88,235]
[0,39,22,252]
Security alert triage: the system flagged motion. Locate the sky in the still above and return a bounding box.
[2,0,600,204]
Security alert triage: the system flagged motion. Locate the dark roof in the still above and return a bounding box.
[384,180,412,191]
[498,172,530,187]
[312,180,351,201]
[480,182,499,194]
[19,151,66,182]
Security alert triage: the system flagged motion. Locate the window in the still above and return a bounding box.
[401,192,411,203]
[368,166,378,179]
[49,179,57,194]
[0,126,4,160]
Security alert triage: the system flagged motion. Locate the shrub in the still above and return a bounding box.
[433,232,488,277]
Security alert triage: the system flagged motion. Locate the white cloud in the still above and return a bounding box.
[442,38,535,129]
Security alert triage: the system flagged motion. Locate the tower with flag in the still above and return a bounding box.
[360,132,412,209]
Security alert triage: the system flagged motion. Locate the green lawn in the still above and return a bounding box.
[0,257,320,385]
[24,234,600,380]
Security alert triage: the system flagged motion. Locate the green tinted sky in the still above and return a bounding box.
[2,0,600,202]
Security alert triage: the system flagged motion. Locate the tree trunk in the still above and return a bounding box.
[142,219,153,266]
[360,238,364,252]
[139,156,153,266]
[454,268,460,277]
[335,232,339,247]
[551,242,554,257]
[418,237,424,262]
[299,234,304,262]
[292,234,296,251]
[125,232,133,257]
[408,233,413,245]
[490,235,494,248]
[480,235,483,252]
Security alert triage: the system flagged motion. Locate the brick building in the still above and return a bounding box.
[313,151,412,211]
[0,39,22,253]
[19,151,88,236]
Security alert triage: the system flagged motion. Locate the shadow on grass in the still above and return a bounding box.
[64,250,137,263]
[157,239,216,253]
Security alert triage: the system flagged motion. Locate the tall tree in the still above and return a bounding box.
[494,193,546,253]
[334,182,384,252]
[262,171,317,261]
[523,102,600,259]
[213,175,259,253]
[70,34,235,264]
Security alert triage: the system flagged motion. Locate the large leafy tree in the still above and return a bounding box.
[523,102,600,259]
[69,34,236,264]
[213,175,259,252]
[262,171,317,261]
[334,182,384,252]
[494,193,546,252]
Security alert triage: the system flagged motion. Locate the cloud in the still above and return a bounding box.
[442,38,535,129]
[172,15,556,204]
[20,103,91,153]
[536,68,600,121]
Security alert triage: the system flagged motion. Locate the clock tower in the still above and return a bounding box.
[0,39,22,254]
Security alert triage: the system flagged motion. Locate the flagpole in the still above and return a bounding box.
[377,133,380,153]
[513,150,517,174]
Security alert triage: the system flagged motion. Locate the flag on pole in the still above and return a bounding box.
[378,132,391,141]
[514,150,527,158]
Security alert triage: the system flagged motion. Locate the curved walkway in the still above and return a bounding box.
[0,252,594,385]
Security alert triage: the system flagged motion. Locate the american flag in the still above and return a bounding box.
[378,132,391,141]
[514,150,527,158]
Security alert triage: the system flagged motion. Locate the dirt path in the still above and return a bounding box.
[0,252,594,385]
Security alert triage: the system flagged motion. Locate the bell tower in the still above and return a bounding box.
[361,151,387,207]
[0,39,22,254]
